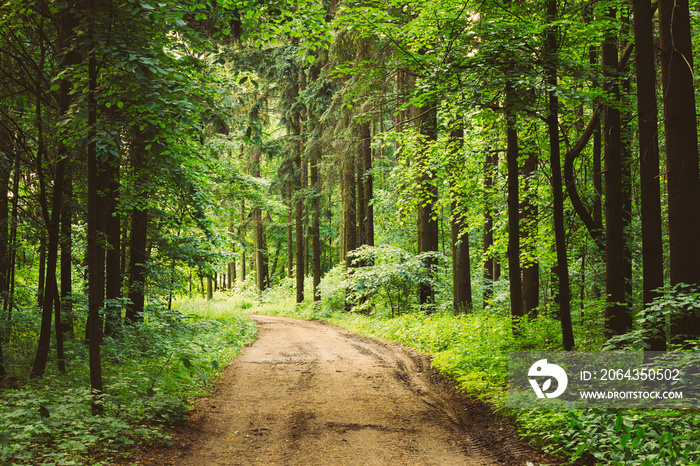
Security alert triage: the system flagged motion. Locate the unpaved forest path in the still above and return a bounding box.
[136,315,556,465]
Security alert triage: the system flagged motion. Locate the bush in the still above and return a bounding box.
[0,297,257,465]
[328,245,446,316]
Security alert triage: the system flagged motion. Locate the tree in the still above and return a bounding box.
[658,0,700,345]
[545,0,574,349]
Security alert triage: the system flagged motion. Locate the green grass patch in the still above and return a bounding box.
[0,298,256,465]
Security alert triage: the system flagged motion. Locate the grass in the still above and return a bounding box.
[0,297,257,466]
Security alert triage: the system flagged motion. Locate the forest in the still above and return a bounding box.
[1,0,700,464]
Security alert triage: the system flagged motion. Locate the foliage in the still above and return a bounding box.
[524,409,700,465]
[605,284,700,351]
[324,245,447,316]
[0,299,257,465]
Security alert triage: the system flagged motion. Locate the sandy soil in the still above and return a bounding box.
[133,315,557,465]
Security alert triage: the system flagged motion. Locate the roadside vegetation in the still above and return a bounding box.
[0,299,256,465]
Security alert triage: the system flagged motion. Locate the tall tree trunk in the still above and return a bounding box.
[37,232,46,309]
[60,168,73,338]
[546,0,574,349]
[450,125,472,313]
[658,0,700,345]
[240,200,246,281]
[5,157,20,321]
[294,115,304,303]
[483,150,498,307]
[126,138,147,324]
[0,149,9,377]
[86,27,104,413]
[253,207,268,292]
[603,7,632,339]
[342,151,357,263]
[521,144,539,317]
[310,151,321,301]
[342,143,357,311]
[287,183,293,279]
[360,122,374,247]
[252,150,268,292]
[505,83,523,319]
[104,157,121,336]
[416,104,438,309]
[31,161,65,378]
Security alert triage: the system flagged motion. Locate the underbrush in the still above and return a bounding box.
[0,298,257,465]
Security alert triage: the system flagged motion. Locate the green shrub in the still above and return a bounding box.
[0,298,257,465]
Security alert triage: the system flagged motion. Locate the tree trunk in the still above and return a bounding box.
[37,232,46,309]
[343,150,357,265]
[310,150,321,301]
[5,157,20,321]
[360,122,374,247]
[104,157,121,336]
[658,0,700,345]
[86,31,103,413]
[449,126,472,313]
[0,149,9,377]
[126,138,148,324]
[521,144,539,317]
[505,83,523,319]
[546,0,574,349]
[416,104,439,309]
[31,159,66,378]
[252,150,268,292]
[295,115,304,303]
[60,168,73,338]
[483,151,498,307]
[240,200,246,282]
[603,7,632,339]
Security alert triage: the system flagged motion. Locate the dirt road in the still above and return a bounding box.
[137,315,555,465]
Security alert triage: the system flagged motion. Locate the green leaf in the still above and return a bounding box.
[0,431,10,449]
[146,388,155,397]
[181,357,193,369]
[198,373,207,381]
[39,405,51,419]
[211,360,219,369]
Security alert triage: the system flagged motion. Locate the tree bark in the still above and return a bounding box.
[483,151,498,307]
[449,126,472,313]
[86,28,103,413]
[360,122,374,247]
[126,138,148,324]
[294,114,304,303]
[416,104,438,309]
[521,144,539,317]
[658,0,700,345]
[60,167,73,338]
[252,149,268,292]
[104,157,121,335]
[546,0,574,349]
[31,160,65,379]
[603,7,632,339]
[505,84,523,319]
[310,150,321,301]
[0,148,8,377]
